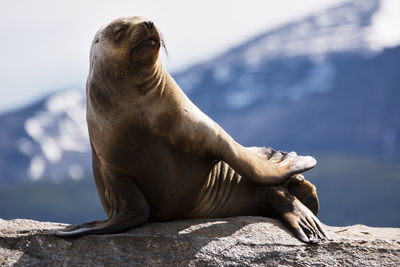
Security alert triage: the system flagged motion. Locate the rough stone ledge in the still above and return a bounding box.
[0,217,399,266]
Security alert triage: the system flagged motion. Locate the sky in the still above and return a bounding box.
[0,0,351,113]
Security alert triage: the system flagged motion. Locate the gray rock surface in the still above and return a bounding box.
[0,217,399,266]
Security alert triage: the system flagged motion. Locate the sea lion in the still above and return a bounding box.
[54,16,329,243]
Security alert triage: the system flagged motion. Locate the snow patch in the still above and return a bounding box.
[226,76,260,109]
[213,65,231,83]
[226,91,258,109]
[28,156,45,181]
[25,118,44,140]
[41,137,62,163]
[17,138,34,156]
[68,164,84,180]
[366,0,400,50]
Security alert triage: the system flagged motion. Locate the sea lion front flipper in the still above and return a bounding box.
[54,210,149,237]
[216,140,316,185]
[264,186,330,243]
[54,164,150,237]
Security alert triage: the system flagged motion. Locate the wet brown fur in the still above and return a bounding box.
[54,16,329,243]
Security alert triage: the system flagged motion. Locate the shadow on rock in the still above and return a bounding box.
[7,217,290,266]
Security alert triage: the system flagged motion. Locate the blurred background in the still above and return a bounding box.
[0,0,399,227]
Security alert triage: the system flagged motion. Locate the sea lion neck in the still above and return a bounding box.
[127,59,166,95]
[86,59,165,117]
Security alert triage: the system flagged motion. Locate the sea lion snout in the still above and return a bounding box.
[127,20,161,63]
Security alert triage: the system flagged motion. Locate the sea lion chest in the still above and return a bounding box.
[87,99,213,220]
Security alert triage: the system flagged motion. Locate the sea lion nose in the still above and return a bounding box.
[144,21,154,29]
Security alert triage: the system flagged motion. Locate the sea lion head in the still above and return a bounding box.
[89,16,162,79]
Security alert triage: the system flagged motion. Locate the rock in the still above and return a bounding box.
[0,217,399,266]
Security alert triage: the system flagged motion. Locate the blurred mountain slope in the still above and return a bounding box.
[2,0,398,183]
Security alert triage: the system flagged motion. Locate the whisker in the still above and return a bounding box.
[159,31,169,59]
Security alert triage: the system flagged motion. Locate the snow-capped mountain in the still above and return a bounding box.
[176,0,394,109]
[0,0,399,183]
[0,89,91,182]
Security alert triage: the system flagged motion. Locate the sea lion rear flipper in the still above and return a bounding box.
[264,186,330,243]
[285,174,319,216]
